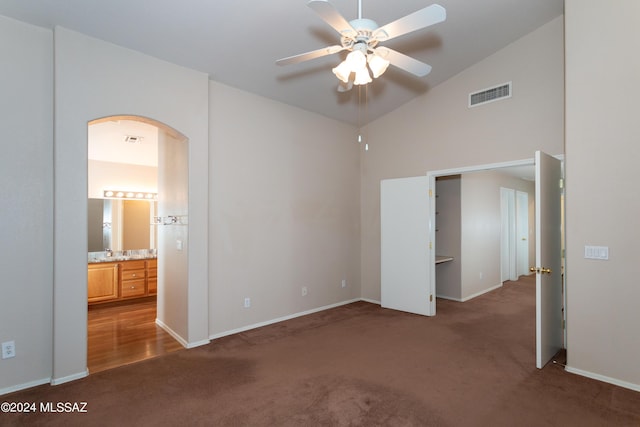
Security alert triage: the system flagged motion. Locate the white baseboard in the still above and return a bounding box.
[565,365,640,392]
[209,298,362,340]
[360,298,380,305]
[0,377,51,396]
[436,294,463,302]
[155,319,210,349]
[185,338,210,349]
[461,283,503,302]
[155,318,187,348]
[51,369,88,386]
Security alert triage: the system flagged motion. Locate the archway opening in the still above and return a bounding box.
[87,115,188,372]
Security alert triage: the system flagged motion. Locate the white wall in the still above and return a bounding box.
[53,27,209,383]
[564,0,640,390]
[361,16,565,302]
[0,16,53,394]
[208,81,360,335]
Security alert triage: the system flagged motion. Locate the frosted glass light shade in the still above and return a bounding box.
[368,54,390,78]
[332,60,352,83]
[354,67,372,85]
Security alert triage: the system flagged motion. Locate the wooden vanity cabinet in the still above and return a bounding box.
[120,260,146,299]
[88,262,119,303]
[88,258,158,304]
[146,259,157,295]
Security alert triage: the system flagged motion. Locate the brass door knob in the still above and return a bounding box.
[530,267,552,274]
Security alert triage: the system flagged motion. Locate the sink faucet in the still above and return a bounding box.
[106,248,113,257]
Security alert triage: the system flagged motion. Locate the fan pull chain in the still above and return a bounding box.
[364,83,369,151]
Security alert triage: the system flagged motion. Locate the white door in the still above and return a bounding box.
[516,191,529,277]
[381,176,433,316]
[500,188,517,282]
[534,151,563,368]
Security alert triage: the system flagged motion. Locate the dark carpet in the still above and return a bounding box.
[3,276,640,426]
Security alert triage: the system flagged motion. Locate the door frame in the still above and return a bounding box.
[427,158,538,310]
[427,155,564,366]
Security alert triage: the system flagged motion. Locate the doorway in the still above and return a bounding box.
[500,188,531,283]
[87,116,187,372]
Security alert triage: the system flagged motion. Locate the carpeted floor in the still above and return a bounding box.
[3,276,640,426]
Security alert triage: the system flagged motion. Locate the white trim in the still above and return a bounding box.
[428,158,535,179]
[436,294,463,302]
[0,377,51,396]
[565,365,640,393]
[155,318,189,348]
[185,339,210,349]
[461,283,503,302]
[51,369,88,386]
[209,298,361,340]
[360,298,380,305]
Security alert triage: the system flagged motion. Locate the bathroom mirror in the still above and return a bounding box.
[88,198,157,252]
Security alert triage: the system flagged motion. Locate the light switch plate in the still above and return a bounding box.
[584,245,608,260]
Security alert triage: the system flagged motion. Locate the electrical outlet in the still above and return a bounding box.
[341,279,347,288]
[243,297,251,308]
[2,341,15,359]
[301,286,308,296]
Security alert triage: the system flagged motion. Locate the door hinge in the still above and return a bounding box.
[429,242,432,250]
[562,319,566,330]
[430,294,433,302]
[429,189,433,197]
[559,178,564,189]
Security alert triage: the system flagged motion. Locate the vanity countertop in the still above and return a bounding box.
[88,255,157,264]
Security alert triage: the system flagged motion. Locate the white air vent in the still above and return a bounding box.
[469,82,512,108]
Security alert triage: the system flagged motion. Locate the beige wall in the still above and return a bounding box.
[360,17,565,301]
[88,159,158,198]
[208,81,360,335]
[435,176,461,300]
[53,27,209,383]
[157,131,190,343]
[0,16,53,393]
[435,171,535,302]
[564,0,640,389]
[460,170,535,300]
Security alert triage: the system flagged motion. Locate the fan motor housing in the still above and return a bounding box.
[343,18,379,50]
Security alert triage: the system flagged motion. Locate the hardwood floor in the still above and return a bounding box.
[87,298,184,373]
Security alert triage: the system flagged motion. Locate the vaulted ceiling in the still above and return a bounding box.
[0,0,563,125]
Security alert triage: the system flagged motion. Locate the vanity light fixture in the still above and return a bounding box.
[103,190,158,200]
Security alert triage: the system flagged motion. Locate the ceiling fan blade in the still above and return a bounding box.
[307,0,356,36]
[374,4,446,42]
[276,45,345,66]
[375,47,432,77]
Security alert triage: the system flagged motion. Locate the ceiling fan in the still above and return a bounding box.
[276,0,446,91]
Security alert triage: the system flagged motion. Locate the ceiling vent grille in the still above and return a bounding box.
[469,82,512,108]
[124,135,143,144]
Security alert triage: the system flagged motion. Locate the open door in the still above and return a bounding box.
[381,176,433,316]
[533,151,563,368]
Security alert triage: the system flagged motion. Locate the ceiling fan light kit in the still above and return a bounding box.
[277,0,446,89]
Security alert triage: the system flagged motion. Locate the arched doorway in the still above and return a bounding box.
[86,115,188,372]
